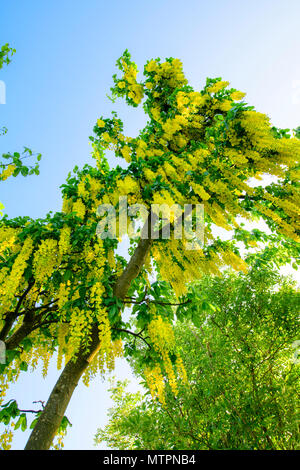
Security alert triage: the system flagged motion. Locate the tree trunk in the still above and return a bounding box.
[5,320,35,350]
[25,327,100,450]
[24,228,152,450]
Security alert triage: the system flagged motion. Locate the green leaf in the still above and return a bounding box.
[19,361,28,372]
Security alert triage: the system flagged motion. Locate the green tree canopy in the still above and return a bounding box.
[96,263,300,450]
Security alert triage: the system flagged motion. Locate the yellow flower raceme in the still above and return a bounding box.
[0,164,16,181]
[116,175,140,196]
[0,236,34,314]
[61,197,73,214]
[58,226,71,256]
[57,283,70,314]
[128,83,144,105]
[207,81,230,94]
[176,356,188,384]
[117,81,126,89]
[231,90,246,101]
[33,238,58,285]
[144,365,165,405]
[163,352,178,396]
[72,198,86,220]
[148,315,175,355]
[0,426,14,450]
[145,81,153,89]
[0,227,20,257]
[191,183,211,201]
[218,100,232,112]
[121,145,132,162]
[97,119,105,128]
[145,60,159,73]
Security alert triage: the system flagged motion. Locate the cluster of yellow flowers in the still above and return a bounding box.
[58,226,71,257]
[161,115,187,140]
[0,237,34,317]
[176,91,207,115]
[33,239,58,285]
[120,145,131,162]
[52,428,67,450]
[146,312,187,398]
[61,197,73,214]
[0,362,20,407]
[82,338,123,386]
[115,175,140,196]
[145,58,187,89]
[191,182,211,201]
[231,90,246,101]
[19,333,53,376]
[78,174,103,202]
[151,233,249,299]
[72,198,86,220]
[144,365,166,405]
[68,307,93,356]
[148,315,175,355]
[117,59,144,105]
[175,356,188,384]
[220,248,248,273]
[56,322,69,369]
[207,81,230,94]
[0,425,14,450]
[89,241,112,361]
[0,227,20,257]
[0,164,15,181]
[240,111,273,148]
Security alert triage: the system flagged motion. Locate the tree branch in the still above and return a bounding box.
[112,327,151,349]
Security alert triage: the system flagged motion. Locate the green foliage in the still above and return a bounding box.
[0,399,71,436]
[0,148,41,176]
[0,44,15,70]
[95,263,300,450]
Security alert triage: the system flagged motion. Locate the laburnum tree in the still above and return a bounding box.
[0,50,299,450]
[95,261,299,450]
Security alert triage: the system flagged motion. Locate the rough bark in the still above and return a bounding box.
[0,311,16,342]
[113,238,152,299]
[5,320,35,351]
[24,325,101,450]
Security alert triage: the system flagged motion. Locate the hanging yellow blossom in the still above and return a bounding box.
[72,198,86,220]
[33,239,58,285]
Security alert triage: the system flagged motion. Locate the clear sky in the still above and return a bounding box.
[1,0,300,450]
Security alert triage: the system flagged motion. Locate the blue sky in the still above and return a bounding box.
[1,0,300,449]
